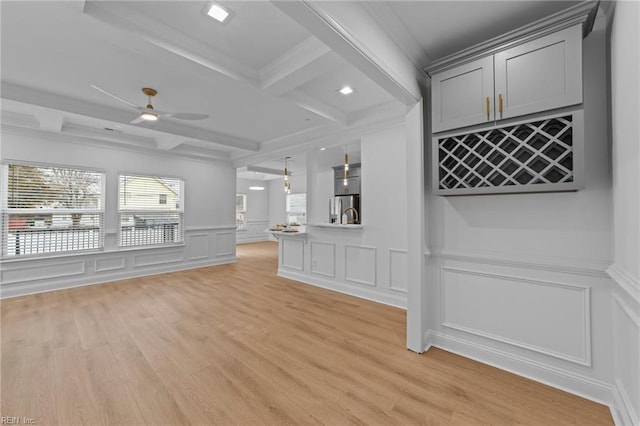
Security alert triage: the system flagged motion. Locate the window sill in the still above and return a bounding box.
[1,243,186,263]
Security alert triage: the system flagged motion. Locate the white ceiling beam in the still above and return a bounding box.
[246,165,287,176]
[272,1,425,106]
[34,109,64,132]
[260,37,337,94]
[83,1,259,85]
[155,136,185,151]
[2,82,260,152]
[280,91,347,126]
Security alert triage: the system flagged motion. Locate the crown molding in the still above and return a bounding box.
[2,83,259,152]
[425,0,600,75]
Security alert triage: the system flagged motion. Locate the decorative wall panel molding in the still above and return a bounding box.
[607,262,640,304]
[434,112,583,195]
[389,249,408,292]
[310,242,336,278]
[438,248,609,278]
[133,251,184,268]
[188,233,209,261]
[95,256,126,272]
[281,238,304,271]
[215,232,234,256]
[613,293,640,328]
[1,260,85,285]
[345,245,377,286]
[440,266,591,366]
[423,330,617,414]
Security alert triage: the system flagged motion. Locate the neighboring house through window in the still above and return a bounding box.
[1,163,105,257]
[236,194,246,230]
[119,174,184,247]
[286,193,306,225]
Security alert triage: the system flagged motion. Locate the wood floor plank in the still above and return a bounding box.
[0,242,614,425]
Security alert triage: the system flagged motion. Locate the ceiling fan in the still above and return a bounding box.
[91,85,209,124]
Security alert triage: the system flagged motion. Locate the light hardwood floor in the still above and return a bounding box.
[1,242,613,425]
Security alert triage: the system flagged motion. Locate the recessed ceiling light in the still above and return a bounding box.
[249,186,265,191]
[320,147,327,151]
[339,86,354,95]
[206,3,230,23]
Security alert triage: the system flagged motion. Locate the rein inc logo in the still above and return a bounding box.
[1,418,35,425]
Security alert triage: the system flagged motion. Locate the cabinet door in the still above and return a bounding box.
[494,24,582,121]
[431,56,494,133]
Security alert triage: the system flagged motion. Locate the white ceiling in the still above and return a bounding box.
[1,0,586,173]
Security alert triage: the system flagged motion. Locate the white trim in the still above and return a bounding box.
[0,256,235,299]
[388,248,407,293]
[425,1,597,74]
[607,262,640,305]
[613,292,640,328]
[439,266,592,366]
[344,244,377,286]
[278,268,406,309]
[613,378,640,426]
[423,330,616,414]
[185,225,236,232]
[310,241,336,278]
[438,247,610,278]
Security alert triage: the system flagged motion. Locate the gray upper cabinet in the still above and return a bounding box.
[431,56,494,133]
[431,24,583,134]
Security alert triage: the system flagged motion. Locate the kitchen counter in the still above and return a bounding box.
[307,223,364,229]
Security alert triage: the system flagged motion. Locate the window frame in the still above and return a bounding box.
[236,193,247,230]
[1,161,106,259]
[285,192,306,225]
[117,172,185,248]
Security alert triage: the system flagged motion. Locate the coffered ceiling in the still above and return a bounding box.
[1,0,585,172]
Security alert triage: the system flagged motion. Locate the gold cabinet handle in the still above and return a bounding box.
[486,97,490,120]
[499,93,503,116]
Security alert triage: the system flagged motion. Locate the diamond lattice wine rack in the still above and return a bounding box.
[434,113,584,195]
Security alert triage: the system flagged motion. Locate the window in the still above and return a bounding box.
[286,193,306,225]
[1,163,104,257]
[119,174,184,247]
[236,194,246,230]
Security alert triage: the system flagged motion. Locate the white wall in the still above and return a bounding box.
[424,22,620,411]
[236,177,270,244]
[0,127,237,297]
[278,124,408,308]
[609,1,640,424]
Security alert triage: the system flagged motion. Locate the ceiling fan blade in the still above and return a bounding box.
[164,112,209,120]
[130,116,145,124]
[91,84,140,109]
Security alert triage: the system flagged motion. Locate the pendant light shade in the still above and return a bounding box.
[343,148,349,186]
[284,156,291,194]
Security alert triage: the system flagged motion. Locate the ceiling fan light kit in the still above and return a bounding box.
[91,85,209,125]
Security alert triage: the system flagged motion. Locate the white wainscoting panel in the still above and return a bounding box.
[345,245,376,286]
[95,256,126,273]
[389,249,408,292]
[216,232,235,256]
[247,221,269,239]
[612,292,640,426]
[134,250,184,268]
[188,233,209,260]
[310,242,336,277]
[281,238,304,271]
[2,260,85,284]
[441,267,591,366]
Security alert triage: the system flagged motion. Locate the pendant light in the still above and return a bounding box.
[284,156,291,194]
[343,147,349,186]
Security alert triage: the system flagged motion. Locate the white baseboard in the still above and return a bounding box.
[424,330,626,423]
[278,268,406,309]
[0,256,235,299]
[612,378,640,426]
